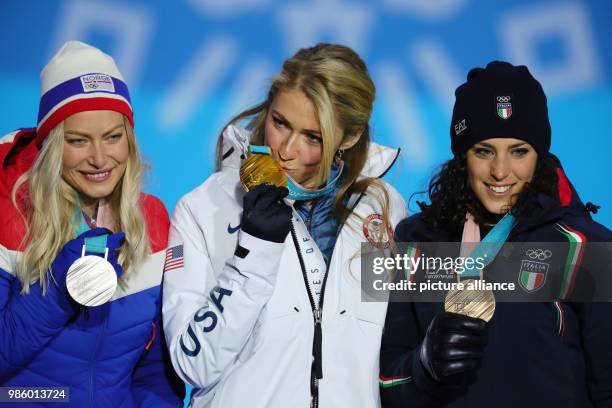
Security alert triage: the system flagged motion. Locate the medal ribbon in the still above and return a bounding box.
[73,205,109,255]
[460,212,517,279]
[67,201,117,307]
[292,209,328,308]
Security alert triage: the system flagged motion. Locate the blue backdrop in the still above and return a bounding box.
[2,0,611,227]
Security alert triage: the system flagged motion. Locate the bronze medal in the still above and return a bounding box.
[444,279,495,322]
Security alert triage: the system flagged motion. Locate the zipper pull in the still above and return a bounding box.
[313,309,322,324]
[313,309,323,379]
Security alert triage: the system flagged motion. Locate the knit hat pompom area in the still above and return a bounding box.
[36,41,133,141]
[450,61,551,156]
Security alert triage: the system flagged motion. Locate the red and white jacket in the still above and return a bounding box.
[0,129,183,407]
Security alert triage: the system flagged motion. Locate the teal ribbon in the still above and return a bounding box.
[461,213,517,278]
[249,145,344,201]
[249,145,271,155]
[74,206,108,255]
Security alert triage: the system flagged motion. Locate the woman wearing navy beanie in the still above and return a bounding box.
[380,61,612,407]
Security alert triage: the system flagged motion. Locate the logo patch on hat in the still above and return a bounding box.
[496,95,512,120]
[80,74,115,93]
[454,119,467,135]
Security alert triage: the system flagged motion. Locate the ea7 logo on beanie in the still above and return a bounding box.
[80,74,115,93]
[496,95,512,120]
[454,119,467,135]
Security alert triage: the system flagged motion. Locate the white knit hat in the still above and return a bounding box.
[37,41,133,139]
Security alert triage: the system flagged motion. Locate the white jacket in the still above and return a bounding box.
[162,126,407,407]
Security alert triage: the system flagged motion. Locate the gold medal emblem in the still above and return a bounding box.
[239,149,287,192]
[444,279,495,322]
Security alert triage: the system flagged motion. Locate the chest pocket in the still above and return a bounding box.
[333,246,388,343]
[248,243,305,352]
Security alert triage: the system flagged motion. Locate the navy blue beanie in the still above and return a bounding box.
[450,61,551,156]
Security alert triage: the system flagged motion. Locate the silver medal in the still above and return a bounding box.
[66,245,117,306]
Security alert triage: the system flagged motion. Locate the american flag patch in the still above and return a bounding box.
[164,245,184,272]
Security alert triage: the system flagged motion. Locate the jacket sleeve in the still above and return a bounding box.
[574,239,612,406]
[0,246,77,380]
[131,299,185,407]
[573,301,612,406]
[568,225,612,406]
[380,298,466,407]
[162,196,284,391]
[380,216,465,407]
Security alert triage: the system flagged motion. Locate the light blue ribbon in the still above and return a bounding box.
[461,213,517,278]
[249,145,271,155]
[73,203,108,255]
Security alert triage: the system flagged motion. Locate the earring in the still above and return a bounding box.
[335,148,344,160]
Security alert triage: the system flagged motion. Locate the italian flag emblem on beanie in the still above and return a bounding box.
[496,95,512,120]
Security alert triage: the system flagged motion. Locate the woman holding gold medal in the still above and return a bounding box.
[162,43,407,407]
[380,62,612,407]
[0,42,183,406]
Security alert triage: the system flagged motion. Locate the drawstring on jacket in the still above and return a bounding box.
[585,202,600,214]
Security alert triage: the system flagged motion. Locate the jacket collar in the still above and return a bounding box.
[512,154,589,236]
[358,143,401,180]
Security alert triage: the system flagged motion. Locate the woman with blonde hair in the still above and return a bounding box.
[0,41,183,407]
[163,43,407,407]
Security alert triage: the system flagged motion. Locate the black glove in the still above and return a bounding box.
[241,184,292,243]
[419,312,489,383]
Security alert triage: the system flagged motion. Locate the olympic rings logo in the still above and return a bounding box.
[496,95,511,102]
[526,249,552,260]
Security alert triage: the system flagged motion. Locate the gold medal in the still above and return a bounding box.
[239,149,287,192]
[444,279,495,322]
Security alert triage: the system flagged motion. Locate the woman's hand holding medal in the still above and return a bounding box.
[241,184,292,243]
[239,146,292,243]
[53,228,125,306]
[419,311,489,384]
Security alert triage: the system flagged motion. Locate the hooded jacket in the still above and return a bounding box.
[162,125,407,407]
[380,157,612,407]
[0,129,183,407]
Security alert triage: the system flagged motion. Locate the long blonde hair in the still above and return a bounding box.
[12,116,149,293]
[216,43,394,244]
